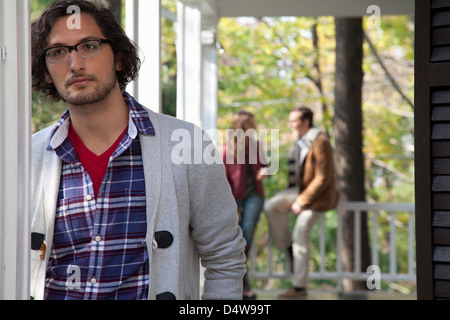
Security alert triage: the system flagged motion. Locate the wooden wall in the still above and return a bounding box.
[416,0,450,299]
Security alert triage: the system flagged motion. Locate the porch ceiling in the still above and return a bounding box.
[215,0,414,17]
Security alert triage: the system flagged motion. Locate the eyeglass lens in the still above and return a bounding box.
[46,40,103,62]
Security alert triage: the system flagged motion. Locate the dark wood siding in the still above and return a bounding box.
[416,0,450,299]
[431,1,450,62]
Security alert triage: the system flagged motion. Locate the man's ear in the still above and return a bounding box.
[115,52,124,72]
[44,71,53,84]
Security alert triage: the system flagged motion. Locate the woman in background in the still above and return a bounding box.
[223,110,269,300]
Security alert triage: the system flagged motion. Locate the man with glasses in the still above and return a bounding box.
[30,0,246,300]
[264,105,339,299]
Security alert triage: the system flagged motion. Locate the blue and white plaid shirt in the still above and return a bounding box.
[44,92,155,300]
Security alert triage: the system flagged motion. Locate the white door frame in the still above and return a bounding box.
[0,0,31,300]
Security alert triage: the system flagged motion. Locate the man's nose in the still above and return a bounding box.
[68,50,86,72]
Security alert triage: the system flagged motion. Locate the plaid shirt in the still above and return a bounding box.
[44,92,155,300]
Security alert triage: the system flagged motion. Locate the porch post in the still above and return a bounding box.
[0,0,31,300]
[125,0,162,113]
[176,0,202,127]
[177,0,219,132]
[201,23,218,136]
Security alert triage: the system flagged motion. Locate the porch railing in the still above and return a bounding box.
[247,201,416,293]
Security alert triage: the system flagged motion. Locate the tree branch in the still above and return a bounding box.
[364,31,414,111]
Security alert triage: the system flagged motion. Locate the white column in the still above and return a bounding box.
[0,0,31,300]
[176,0,202,127]
[201,28,218,135]
[125,0,162,113]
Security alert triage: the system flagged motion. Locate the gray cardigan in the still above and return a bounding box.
[30,108,246,300]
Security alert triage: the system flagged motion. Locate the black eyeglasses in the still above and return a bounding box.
[44,39,111,63]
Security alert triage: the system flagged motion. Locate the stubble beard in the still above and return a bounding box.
[61,70,118,107]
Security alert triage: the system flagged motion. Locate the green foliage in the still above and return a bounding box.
[32,92,66,133]
[161,0,177,116]
[31,0,55,20]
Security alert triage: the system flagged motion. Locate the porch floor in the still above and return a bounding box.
[252,288,417,300]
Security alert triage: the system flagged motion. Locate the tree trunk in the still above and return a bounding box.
[333,17,371,292]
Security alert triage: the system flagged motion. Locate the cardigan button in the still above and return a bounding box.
[153,231,173,249]
[156,292,176,300]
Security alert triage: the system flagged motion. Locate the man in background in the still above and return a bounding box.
[264,105,339,299]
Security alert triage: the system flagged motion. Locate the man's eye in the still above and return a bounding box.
[51,48,66,56]
[83,42,98,51]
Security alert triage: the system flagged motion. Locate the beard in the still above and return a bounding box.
[60,69,118,106]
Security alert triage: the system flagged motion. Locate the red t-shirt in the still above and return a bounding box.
[68,124,128,197]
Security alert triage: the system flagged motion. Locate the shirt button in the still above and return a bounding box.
[86,195,93,201]
[91,278,97,284]
[95,235,101,242]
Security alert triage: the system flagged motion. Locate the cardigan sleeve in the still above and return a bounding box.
[188,134,247,300]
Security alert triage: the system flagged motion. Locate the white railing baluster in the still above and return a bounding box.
[337,205,343,291]
[408,211,415,277]
[320,213,326,274]
[248,202,416,293]
[390,211,397,276]
[372,210,379,268]
[354,209,361,274]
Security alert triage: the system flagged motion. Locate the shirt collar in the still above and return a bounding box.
[122,91,156,137]
[47,91,155,151]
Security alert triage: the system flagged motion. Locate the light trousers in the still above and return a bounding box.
[264,187,324,288]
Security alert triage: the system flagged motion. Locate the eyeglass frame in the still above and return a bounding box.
[44,39,111,64]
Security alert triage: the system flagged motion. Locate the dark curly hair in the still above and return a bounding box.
[32,0,141,101]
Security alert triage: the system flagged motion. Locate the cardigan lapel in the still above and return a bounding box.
[42,144,62,249]
[139,109,162,239]
[139,109,163,299]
